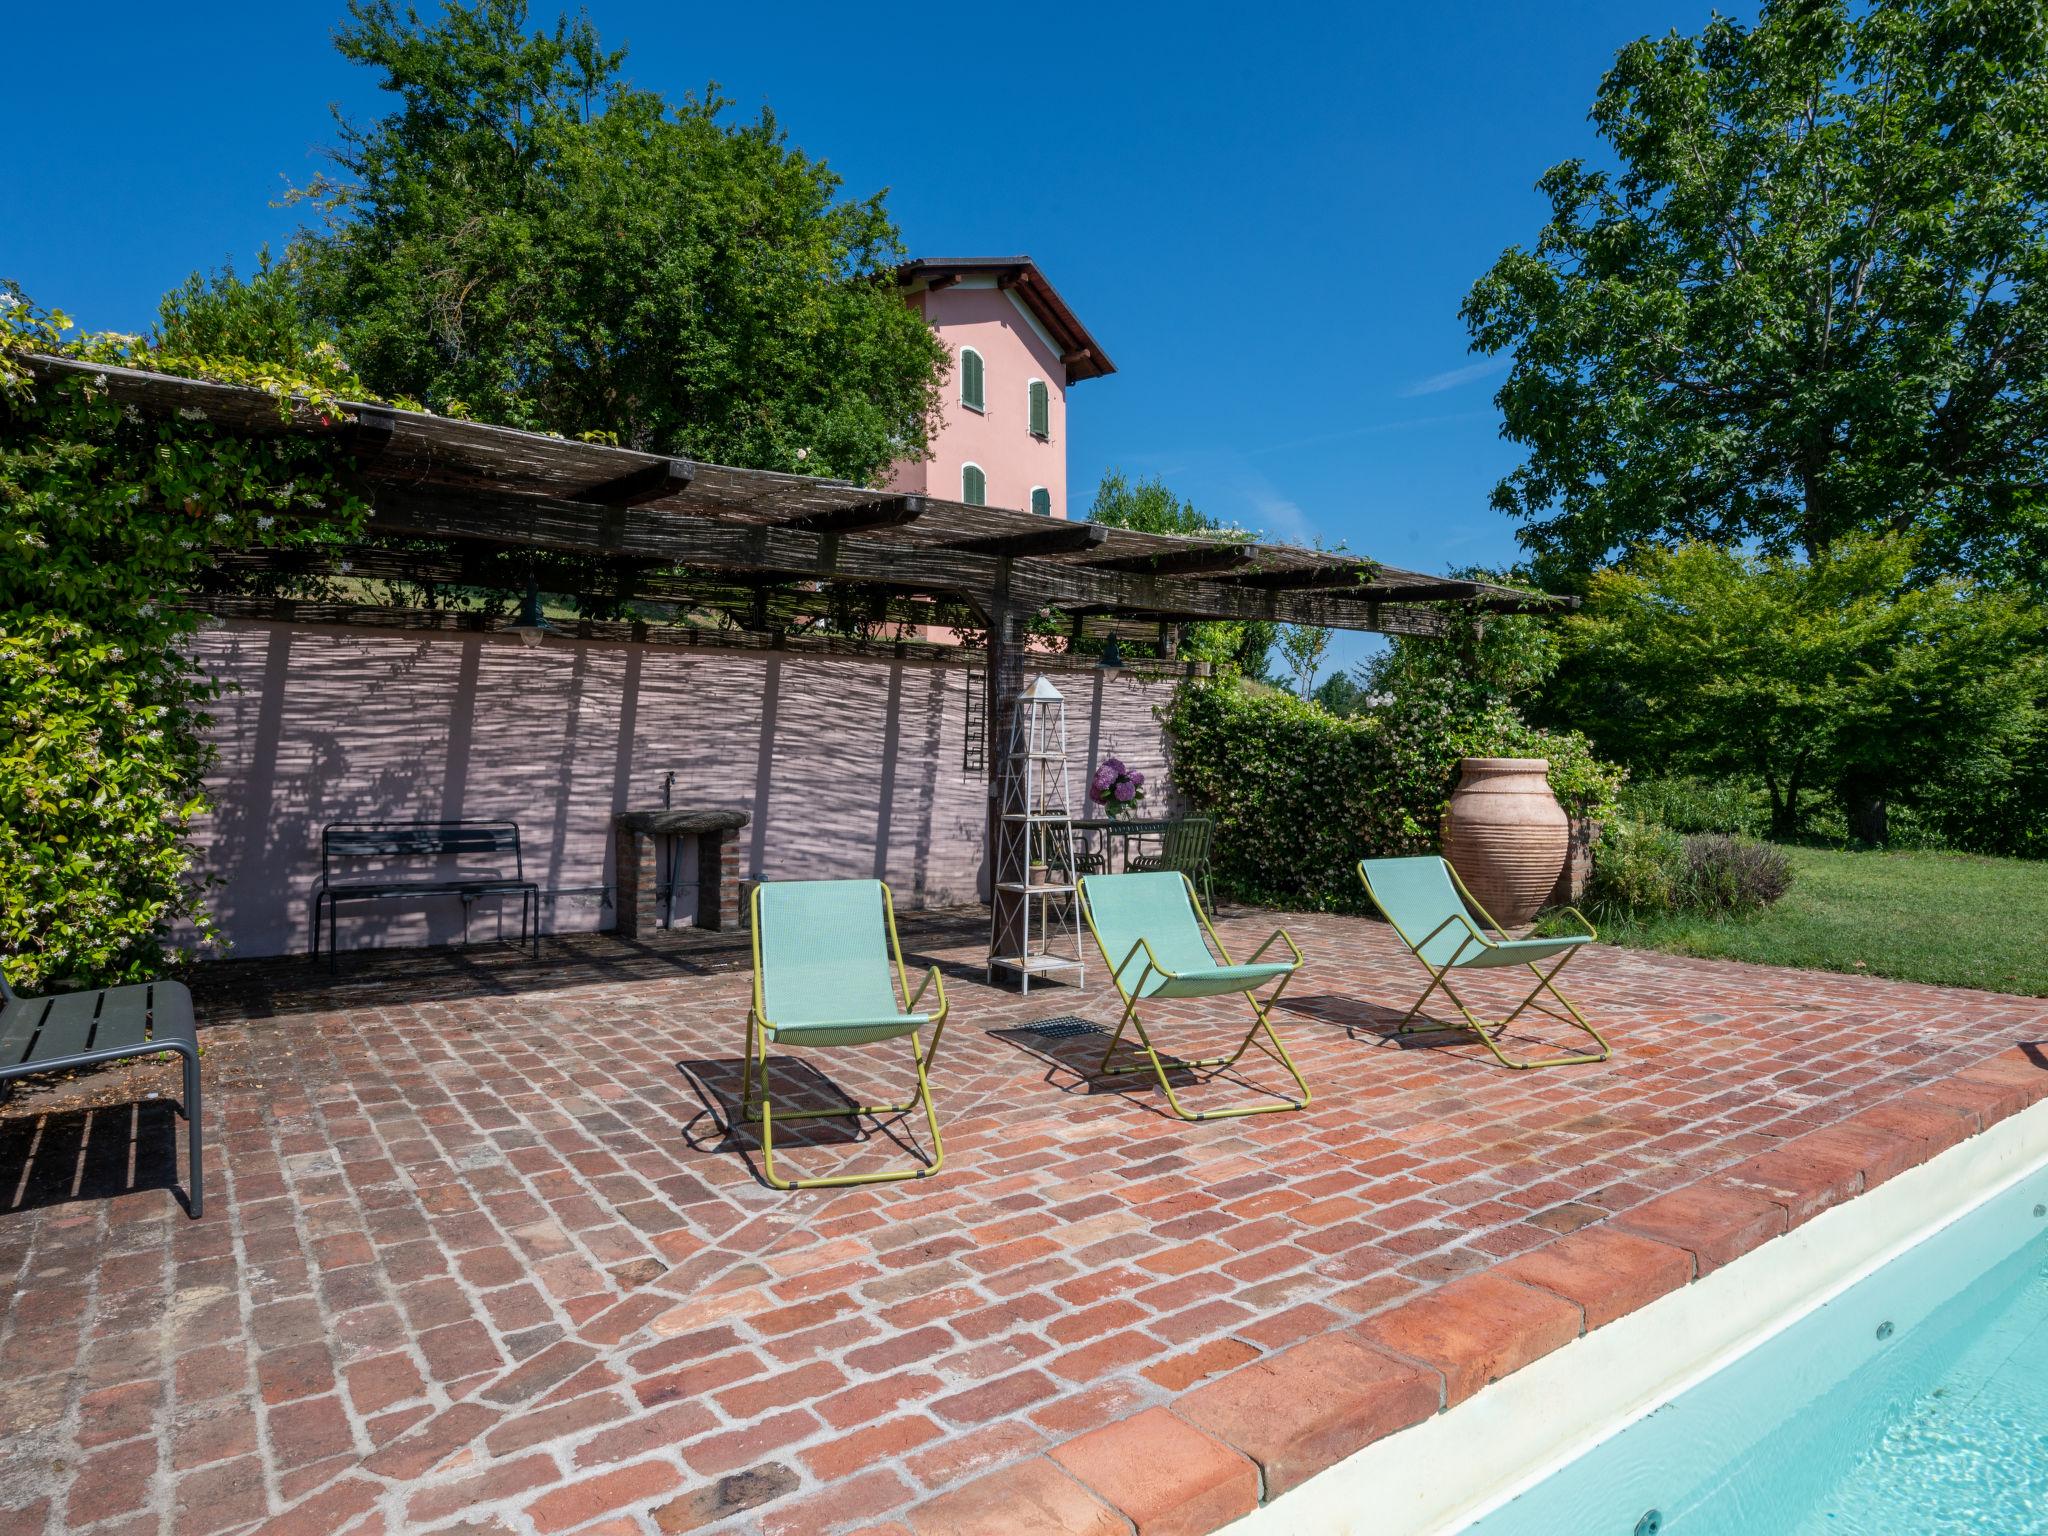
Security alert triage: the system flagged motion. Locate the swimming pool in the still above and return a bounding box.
[1463,1155,2048,1535]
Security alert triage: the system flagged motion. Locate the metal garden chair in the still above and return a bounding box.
[0,970,203,1215]
[743,879,948,1189]
[1356,855,1611,1069]
[1076,870,1308,1120]
[1127,816,1216,908]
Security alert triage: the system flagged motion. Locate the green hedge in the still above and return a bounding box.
[1162,676,1622,912]
[2,292,364,990]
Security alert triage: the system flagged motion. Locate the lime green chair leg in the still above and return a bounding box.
[1396,950,1611,1070]
[1095,978,1311,1121]
[741,1011,946,1189]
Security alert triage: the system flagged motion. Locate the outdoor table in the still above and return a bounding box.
[1074,816,1188,874]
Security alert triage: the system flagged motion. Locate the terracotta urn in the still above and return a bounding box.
[1441,758,1570,928]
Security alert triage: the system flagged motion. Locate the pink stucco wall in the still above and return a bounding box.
[888,283,1069,519]
[187,621,1182,959]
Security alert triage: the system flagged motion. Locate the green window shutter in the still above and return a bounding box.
[1028,380,1049,439]
[962,465,986,505]
[961,349,984,412]
[1031,487,1051,517]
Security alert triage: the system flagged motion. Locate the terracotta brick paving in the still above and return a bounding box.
[1,908,2044,1536]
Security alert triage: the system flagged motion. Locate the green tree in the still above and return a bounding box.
[273,0,945,481]
[1464,0,2048,587]
[1311,671,1364,717]
[1277,624,1332,700]
[1356,568,1561,716]
[1085,468,1274,679]
[155,251,346,377]
[1553,537,2042,841]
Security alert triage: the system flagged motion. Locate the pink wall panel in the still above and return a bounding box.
[187,622,1182,959]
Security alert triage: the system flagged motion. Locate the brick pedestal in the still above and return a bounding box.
[612,809,749,937]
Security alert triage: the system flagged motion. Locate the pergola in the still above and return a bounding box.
[30,353,1569,952]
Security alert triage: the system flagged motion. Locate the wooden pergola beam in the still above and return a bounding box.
[781,494,926,534]
[579,457,695,507]
[1224,559,1384,591]
[945,521,1109,559]
[1088,544,1255,577]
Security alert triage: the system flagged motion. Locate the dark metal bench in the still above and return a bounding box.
[311,820,540,970]
[0,972,202,1216]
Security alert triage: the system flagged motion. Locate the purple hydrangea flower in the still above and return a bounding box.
[1130,771,1144,787]
[1114,779,1136,803]
[1104,757,1125,776]
[1092,764,1117,792]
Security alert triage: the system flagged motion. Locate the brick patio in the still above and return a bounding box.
[2,908,2044,1536]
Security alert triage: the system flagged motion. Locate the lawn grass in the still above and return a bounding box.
[1597,844,2048,997]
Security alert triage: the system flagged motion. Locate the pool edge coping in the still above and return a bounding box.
[1222,1061,2048,1536]
[887,1045,2048,1536]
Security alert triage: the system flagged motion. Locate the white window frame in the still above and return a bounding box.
[1026,377,1050,440]
[959,346,986,414]
[1030,486,1052,517]
[961,462,987,505]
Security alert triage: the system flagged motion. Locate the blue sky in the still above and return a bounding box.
[4,1,1735,680]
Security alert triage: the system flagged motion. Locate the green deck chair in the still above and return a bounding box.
[1356,856,1610,1069]
[1077,870,1309,1120]
[744,879,948,1189]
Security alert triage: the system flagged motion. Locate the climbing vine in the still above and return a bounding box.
[0,288,368,989]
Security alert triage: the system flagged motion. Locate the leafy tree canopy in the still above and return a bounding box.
[1552,535,2043,841]
[1465,0,2048,588]
[196,0,947,482]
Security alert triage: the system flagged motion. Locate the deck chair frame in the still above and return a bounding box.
[1358,857,1611,1070]
[743,880,949,1190]
[1079,871,1310,1121]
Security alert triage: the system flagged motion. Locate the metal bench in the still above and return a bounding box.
[311,820,540,970]
[0,972,202,1216]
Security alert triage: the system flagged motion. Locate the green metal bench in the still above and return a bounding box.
[0,971,202,1215]
[312,820,540,970]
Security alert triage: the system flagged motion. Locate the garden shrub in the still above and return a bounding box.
[1678,834,1793,914]
[1583,819,1793,922]
[1583,818,1687,917]
[1163,675,1622,912]
[1,289,365,990]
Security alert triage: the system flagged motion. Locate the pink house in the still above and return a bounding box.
[887,257,1115,519]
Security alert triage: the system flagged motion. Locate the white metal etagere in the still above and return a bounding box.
[986,675,1085,992]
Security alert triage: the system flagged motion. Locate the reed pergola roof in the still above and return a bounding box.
[26,354,1569,639]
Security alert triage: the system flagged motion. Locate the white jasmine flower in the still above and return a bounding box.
[178,406,207,421]
[256,515,274,530]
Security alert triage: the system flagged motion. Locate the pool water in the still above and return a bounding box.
[1464,1161,2048,1536]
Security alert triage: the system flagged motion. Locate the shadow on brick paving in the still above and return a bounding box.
[675,1054,938,1175]
[0,1100,189,1215]
[191,904,994,1025]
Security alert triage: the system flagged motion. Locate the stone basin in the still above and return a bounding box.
[614,808,750,836]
